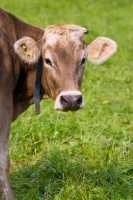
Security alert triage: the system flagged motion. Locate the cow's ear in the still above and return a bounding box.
[14,37,41,63]
[85,37,117,64]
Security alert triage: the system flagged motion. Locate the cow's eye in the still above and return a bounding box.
[45,58,52,67]
[81,57,86,65]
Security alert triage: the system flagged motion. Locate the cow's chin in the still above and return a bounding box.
[54,91,85,111]
[55,107,84,112]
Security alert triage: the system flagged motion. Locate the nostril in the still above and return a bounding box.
[77,95,83,105]
[60,95,68,105]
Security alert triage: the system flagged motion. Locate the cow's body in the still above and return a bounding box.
[0,7,117,199]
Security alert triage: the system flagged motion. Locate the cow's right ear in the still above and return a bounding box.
[14,37,41,63]
[85,37,117,65]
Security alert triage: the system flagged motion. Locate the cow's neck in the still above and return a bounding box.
[9,12,44,41]
[11,13,46,114]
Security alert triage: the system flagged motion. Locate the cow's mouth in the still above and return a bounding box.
[54,91,85,111]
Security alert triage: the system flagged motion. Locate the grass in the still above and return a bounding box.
[1,0,133,199]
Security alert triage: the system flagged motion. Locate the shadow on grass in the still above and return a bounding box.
[10,148,133,200]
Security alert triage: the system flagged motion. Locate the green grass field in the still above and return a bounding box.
[1,0,133,199]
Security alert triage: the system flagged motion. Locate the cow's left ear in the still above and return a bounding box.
[14,37,41,63]
[85,37,117,64]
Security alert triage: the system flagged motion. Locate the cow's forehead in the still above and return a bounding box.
[44,24,88,46]
[45,24,88,36]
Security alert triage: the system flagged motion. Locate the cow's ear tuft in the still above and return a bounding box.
[14,37,41,63]
[85,37,117,64]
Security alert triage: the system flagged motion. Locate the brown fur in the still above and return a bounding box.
[0,7,117,200]
[0,8,44,200]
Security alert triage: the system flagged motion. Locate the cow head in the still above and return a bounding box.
[14,24,117,111]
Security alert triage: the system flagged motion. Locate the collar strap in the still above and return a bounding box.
[34,57,42,115]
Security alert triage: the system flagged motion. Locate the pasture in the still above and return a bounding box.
[1,0,133,199]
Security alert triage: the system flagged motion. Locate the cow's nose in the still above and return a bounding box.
[54,91,85,111]
[60,95,83,111]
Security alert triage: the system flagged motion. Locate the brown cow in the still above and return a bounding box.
[0,7,117,200]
